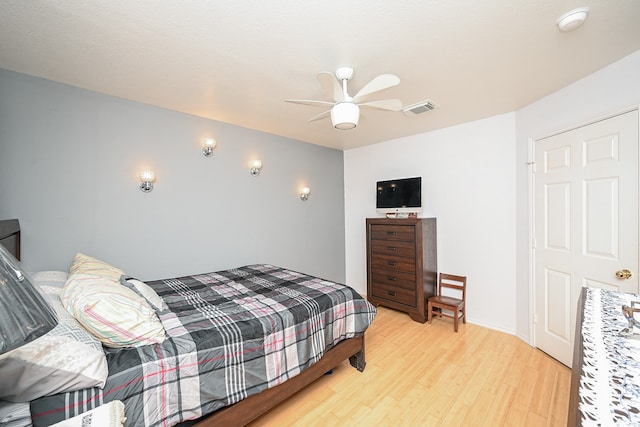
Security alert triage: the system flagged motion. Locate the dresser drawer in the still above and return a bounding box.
[370,240,415,258]
[370,254,415,273]
[369,225,416,242]
[371,282,416,306]
[371,268,416,290]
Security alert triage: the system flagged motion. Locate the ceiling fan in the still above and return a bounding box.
[285,66,402,130]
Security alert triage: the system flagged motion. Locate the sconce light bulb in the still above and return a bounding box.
[300,187,311,201]
[202,138,217,157]
[139,170,156,183]
[139,170,155,193]
[250,159,263,176]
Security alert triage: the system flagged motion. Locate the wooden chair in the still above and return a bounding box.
[427,273,466,332]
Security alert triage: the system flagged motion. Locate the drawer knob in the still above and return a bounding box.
[388,291,397,296]
[387,246,397,251]
[388,276,397,281]
[388,261,397,266]
[387,231,396,236]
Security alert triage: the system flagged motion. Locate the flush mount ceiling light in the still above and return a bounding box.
[557,7,589,32]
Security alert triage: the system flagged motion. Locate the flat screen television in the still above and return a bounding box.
[376,177,422,214]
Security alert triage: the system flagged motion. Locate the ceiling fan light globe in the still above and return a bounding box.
[331,102,359,130]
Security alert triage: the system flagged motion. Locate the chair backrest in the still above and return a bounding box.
[439,273,466,301]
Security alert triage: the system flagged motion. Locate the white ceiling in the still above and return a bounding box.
[1,1,639,151]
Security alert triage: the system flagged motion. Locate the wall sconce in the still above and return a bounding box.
[300,187,311,201]
[250,160,262,176]
[139,170,155,193]
[202,138,217,157]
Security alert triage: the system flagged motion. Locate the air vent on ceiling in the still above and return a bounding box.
[403,99,438,116]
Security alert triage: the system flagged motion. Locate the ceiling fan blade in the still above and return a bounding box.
[285,98,334,108]
[307,109,332,122]
[317,71,344,102]
[358,99,403,111]
[353,74,400,101]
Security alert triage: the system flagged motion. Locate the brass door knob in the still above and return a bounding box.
[616,269,633,279]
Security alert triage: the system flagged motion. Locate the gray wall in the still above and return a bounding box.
[0,69,346,283]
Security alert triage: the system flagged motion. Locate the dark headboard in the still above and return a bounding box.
[0,219,20,260]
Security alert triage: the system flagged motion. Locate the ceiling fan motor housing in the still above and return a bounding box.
[335,66,354,81]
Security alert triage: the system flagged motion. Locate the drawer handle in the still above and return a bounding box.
[387,231,397,236]
[387,261,397,266]
[388,291,397,296]
[387,246,397,251]
[388,276,397,282]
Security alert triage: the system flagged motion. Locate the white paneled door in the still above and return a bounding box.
[534,110,639,367]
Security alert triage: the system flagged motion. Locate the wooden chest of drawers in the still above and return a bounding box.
[366,218,437,323]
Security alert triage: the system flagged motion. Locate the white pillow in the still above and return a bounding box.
[0,286,108,402]
[0,335,108,402]
[0,400,31,426]
[121,277,167,311]
[62,274,166,348]
[31,270,69,286]
[39,286,103,352]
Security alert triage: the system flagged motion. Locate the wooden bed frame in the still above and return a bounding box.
[193,335,366,426]
[2,219,368,426]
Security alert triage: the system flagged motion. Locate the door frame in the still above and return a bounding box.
[528,106,640,350]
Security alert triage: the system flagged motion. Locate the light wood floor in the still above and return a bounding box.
[247,306,571,427]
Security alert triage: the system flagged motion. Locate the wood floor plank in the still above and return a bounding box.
[247,306,570,427]
[461,388,495,426]
[550,369,572,426]
[482,383,517,426]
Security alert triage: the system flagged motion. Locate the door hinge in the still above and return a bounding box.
[526,161,536,173]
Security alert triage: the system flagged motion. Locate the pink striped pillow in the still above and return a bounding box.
[69,253,124,283]
[61,274,165,348]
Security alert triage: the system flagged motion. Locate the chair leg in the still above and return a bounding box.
[454,311,459,332]
[427,301,433,323]
[462,306,466,324]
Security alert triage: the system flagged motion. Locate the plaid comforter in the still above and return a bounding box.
[29,264,376,426]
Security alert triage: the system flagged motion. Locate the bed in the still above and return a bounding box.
[0,222,376,426]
